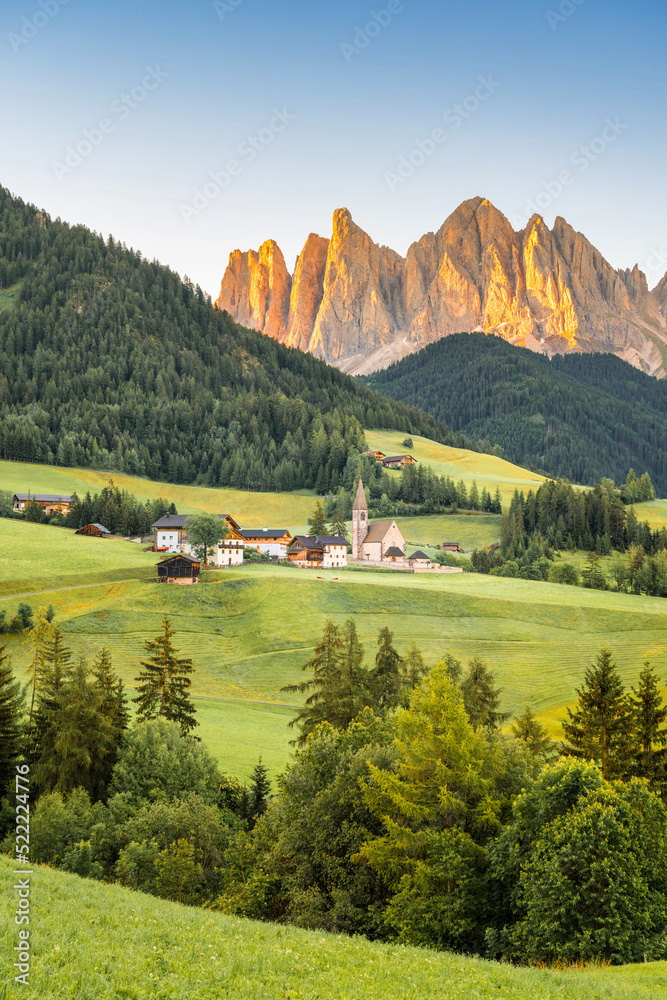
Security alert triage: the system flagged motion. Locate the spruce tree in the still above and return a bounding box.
[33,663,115,799]
[134,618,197,735]
[249,757,272,824]
[401,643,427,698]
[282,620,344,743]
[371,627,403,714]
[92,647,130,789]
[562,648,632,779]
[630,662,667,791]
[0,644,23,795]
[334,617,369,726]
[329,508,349,540]
[511,706,553,758]
[308,501,328,536]
[460,658,508,731]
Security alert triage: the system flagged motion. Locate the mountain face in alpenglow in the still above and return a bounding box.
[215,198,667,378]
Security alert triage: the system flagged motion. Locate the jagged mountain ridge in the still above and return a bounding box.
[216,198,667,378]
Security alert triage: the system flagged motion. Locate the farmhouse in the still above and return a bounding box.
[362,450,386,462]
[441,542,461,553]
[13,493,72,515]
[156,553,201,584]
[76,523,111,538]
[152,513,240,553]
[382,455,417,470]
[352,480,407,563]
[288,535,348,569]
[213,537,245,568]
[408,550,432,568]
[233,528,292,560]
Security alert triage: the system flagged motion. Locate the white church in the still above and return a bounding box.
[352,479,407,563]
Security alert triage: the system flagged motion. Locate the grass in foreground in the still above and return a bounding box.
[0,858,664,1000]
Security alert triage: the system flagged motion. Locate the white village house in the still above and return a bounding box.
[288,535,348,569]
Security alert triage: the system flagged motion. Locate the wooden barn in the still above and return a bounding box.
[156,553,201,583]
[76,523,111,538]
[441,542,461,553]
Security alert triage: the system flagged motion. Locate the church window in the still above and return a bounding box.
[361,512,366,521]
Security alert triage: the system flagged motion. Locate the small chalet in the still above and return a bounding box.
[76,523,111,538]
[152,513,240,553]
[362,451,386,463]
[157,553,201,584]
[382,455,417,470]
[384,546,405,563]
[441,542,461,553]
[408,550,432,568]
[288,535,348,569]
[232,528,292,560]
[13,493,72,515]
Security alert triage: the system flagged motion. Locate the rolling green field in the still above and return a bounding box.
[365,428,546,504]
[0,458,316,526]
[2,518,666,779]
[636,499,667,529]
[1,858,664,1000]
[394,513,500,552]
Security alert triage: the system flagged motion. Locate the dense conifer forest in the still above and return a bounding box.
[0,187,474,492]
[363,333,667,494]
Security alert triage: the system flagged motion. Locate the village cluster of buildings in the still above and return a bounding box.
[12,483,463,584]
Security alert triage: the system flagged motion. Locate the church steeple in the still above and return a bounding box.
[352,479,368,560]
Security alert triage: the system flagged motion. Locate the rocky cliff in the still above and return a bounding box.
[216,198,667,377]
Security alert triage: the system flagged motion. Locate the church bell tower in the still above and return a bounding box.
[352,479,368,560]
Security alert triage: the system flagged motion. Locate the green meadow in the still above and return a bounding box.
[365,428,546,504]
[2,519,666,779]
[0,858,664,1000]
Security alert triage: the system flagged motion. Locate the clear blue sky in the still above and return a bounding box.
[1,0,665,296]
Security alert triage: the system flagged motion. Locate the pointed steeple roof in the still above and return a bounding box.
[353,479,368,511]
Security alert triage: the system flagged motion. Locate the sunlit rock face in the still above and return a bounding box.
[216,198,667,377]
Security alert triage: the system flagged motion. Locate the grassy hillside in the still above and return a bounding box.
[0,458,316,525]
[0,858,664,1000]
[363,332,667,493]
[2,522,666,780]
[365,428,545,503]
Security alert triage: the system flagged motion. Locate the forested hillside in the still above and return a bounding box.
[0,187,471,492]
[363,333,667,494]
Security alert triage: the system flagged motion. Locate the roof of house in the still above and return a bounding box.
[353,478,368,512]
[90,523,110,533]
[290,535,348,550]
[408,550,430,561]
[157,553,201,565]
[383,455,415,463]
[152,514,189,529]
[364,519,397,544]
[385,546,405,558]
[238,528,289,540]
[13,493,72,503]
[152,513,236,530]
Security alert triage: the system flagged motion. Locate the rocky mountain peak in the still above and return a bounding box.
[216,201,667,378]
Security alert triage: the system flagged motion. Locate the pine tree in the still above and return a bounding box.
[33,662,115,798]
[401,643,427,698]
[562,648,632,779]
[329,508,349,540]
[333,617,370,726]
[134,619,197,735]
[371,627,403,713]
[308,501,328,536]
[460,658,508,731]
[0,644,23,795]
[282,620,344,743]
[92,647,130,790]
[511,706,553,758]
[249,757,271,824]
[630,662,667,791]
[24,607,56,724]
